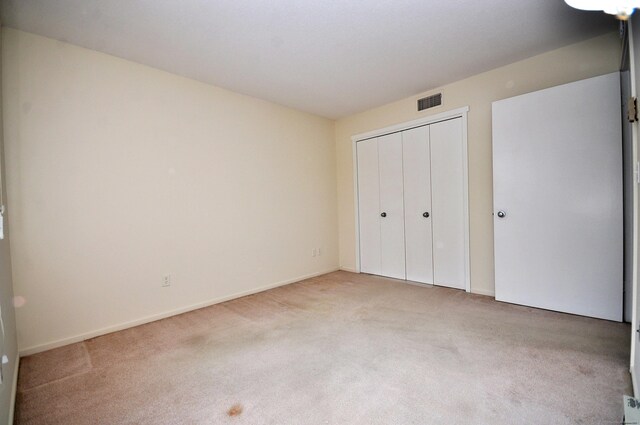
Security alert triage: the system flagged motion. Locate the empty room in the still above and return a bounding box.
[0,0,639,423]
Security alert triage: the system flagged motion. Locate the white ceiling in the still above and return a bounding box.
[1,0,617,119]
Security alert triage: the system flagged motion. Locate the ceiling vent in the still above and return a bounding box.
[418,93,442,111]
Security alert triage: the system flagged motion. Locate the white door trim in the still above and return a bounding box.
[628,18,639,397]
[351,106,471,293]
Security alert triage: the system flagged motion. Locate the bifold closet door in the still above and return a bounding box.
[402,126,433,284]
[357,133,405,279]
[430,118,466,289]
[378,133,406,280]
[357,138,382,276]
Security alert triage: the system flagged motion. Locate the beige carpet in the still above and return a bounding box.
[15,271,631,424]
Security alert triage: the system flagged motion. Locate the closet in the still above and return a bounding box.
[356,116,467,290]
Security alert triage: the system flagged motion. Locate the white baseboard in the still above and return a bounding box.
[8,353,19,425]
[471,287,495,297]
[19,267,339,357]
[339,267,358,273]
[339,268,494,298]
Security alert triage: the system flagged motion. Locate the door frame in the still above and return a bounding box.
[628,17,640,397]
[351,106,471,293]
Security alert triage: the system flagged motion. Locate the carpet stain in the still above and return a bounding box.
[578,365,595,376]
[184,334,207,347]
[434,343,459,355]
[509,387,522,406]
[227,404,243,417]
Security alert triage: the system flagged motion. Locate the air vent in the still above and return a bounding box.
[418,93,442,111]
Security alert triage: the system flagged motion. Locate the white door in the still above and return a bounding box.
[492,73,622,321]
[357,138,382,276]
[430,118,466,289]
[402,126,434,284]
[378,133,406,280]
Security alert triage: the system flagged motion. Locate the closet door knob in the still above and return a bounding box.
[497,211,506,218]
[380,212,387,217]
[423,212,430,218]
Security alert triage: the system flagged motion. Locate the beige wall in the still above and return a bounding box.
[0,23,18,425]
[2,28,338,354]
[336,32,622,296]
[1,27,624,354]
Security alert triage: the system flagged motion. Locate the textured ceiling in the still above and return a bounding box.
[1,0,617,119]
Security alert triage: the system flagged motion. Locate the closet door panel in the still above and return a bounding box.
[402,126,433,284]
[378,132,406,280]
[357,138,381,275]
[430,118,465,289]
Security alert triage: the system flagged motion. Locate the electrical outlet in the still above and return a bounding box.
[317,248,322,256]
[311,249,317,257]
[162,275,171,287]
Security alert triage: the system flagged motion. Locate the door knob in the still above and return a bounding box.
[497,211,506,218]
[380,212,387,217]
[423,212,430,218]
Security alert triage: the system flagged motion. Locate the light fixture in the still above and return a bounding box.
[565,0,640,20]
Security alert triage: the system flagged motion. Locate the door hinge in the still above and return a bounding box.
[636,161,640,184]
[629,97,638,123]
